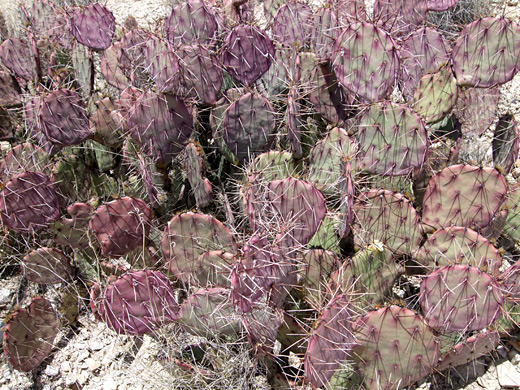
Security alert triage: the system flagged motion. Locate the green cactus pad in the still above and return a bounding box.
[352,189,423,255]
[184,143,213,209]
[354,101,428,176]
[161,212,237,282]
[22,247,72,284]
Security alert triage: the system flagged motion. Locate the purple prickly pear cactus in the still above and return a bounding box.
[420,264,503,332]
[40,89,91,146]
[71,3,116,50]
[272,1,313,49]
[22,247,72,284]
[3,297,60,372]
[51,202,92,249]
[95,270,179,335]
[0,38,38,81]
[89,197,151,257]
[0,171,60,233]
[221,24,275,86]
[305,295,357,388]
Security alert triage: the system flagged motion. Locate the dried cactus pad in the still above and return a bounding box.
[222,92,276,163]
[161,212,237,282]
[332,22,399,102]
[352,189,423,255]
[305,295,357,388]
[451,17,520,88]
[354,101,428,176]
[89,197,152,257]
[3,297,60,372]
[96,270,179,335]
[0,171,60,233]
[22,247,72,284]
[353,305,440,390]
[420,264,503,332]
[40,89,91,146]
[414,226,502,274]
[0,38,38,81]
[422,165,507,231]
[71,3,115,50]
[221,24,275,86]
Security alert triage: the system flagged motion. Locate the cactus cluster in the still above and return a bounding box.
[2,0,520,389]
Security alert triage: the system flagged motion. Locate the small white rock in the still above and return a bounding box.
[44,365,59,377]
[90,340,105,351]
[61,361,71,373]
[86,358,101,372]
[77,350,89,362]
[103,377,118,390]
[498,360,520,388]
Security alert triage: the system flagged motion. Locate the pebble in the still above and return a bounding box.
[90,340,105,351]
[44,365,59,377]
[61,361,72,373]
[0,288,13,307]
[86,358,101,371]
[103,377,118,390]
[77,349,90,362]
[497,360,520,388]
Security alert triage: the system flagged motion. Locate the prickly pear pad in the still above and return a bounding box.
[353,305,440,390]
[420,264,503,332]
[422,165,507,231]
[3,297,60,372]
[22,247,72,284]
[71,3,115,50]
[96,270,179,335]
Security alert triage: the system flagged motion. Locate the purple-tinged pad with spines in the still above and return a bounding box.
[286,86,303,159]
[51,202,92,249]
[142,35,179,93]
[353,305,440,390]
[306,127,356,197]
[0,143,50,183]
[354,101,428,176]
[455,86,500,136]
[22,247,71,284]
[328,0,367,24]
[499,258,520,300]
[96,270,179,335]
[412,66,458,124]
[415,226,502,275]
[330,242,401,306]
[266,177,327,249]
[310,7,339,63]
[25,0,57,40]
[374,0,428,37]
[3,297,60,372]
[221,24,275,86]
[493,114,519,175]
[272,1,312,49]
[222,92,276,164]
[422,165,508,231]
[0,38,38,81]
[437,330,500,372]
[352,189,423,255]
[179,287,241,338]
[100,42,131,90]
[0,71,21,107]
[452,17,520,88]
[161,212,237,282]
[0,171,59,233]
[90,197,151,258]
[305,295,357,388]
[427,0,460,11]
[117,29,150,87]
[71,3,115,50]
[24,96,59,155]
[184,142,213,209]
[172,44,223,105]
[118,87,142,119]
[89,97,122,147]
[40,89,91,146]
[126,92,193,167]
[164,0,219,48]
[332,22,399,103]
[420,264,503,332]
[399,27,451,101]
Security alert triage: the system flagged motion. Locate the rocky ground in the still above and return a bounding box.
[3,0,520,389]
